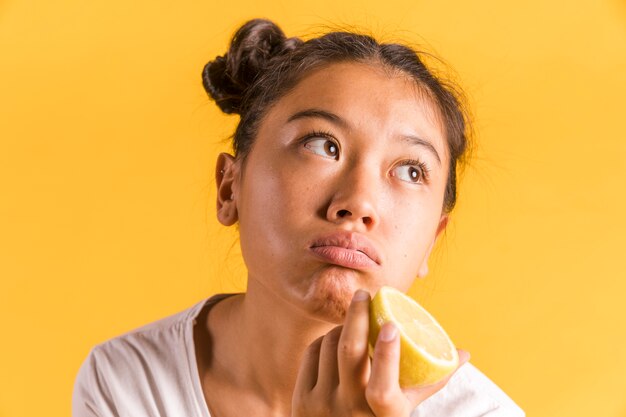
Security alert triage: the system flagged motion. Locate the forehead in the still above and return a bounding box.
[260,61,448,161]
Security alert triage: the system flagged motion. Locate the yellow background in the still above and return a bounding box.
[1,0,625,416]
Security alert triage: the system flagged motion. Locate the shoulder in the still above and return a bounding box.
[87,298,206,373]
[411,362,525,417]
[72,296,222,417]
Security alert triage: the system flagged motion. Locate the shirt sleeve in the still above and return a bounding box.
[72,348,119,417]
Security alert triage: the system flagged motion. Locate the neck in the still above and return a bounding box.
[204,278,336,415]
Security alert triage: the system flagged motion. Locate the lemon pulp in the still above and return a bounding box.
[368,286,459,387]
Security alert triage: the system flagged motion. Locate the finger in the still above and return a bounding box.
[457,348,471,367]
[293,336,324,395]
[337,290,371,392]
[366,322,406,416]
[315,326,342,393]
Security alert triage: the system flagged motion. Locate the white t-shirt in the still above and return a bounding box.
[72,293,525,417]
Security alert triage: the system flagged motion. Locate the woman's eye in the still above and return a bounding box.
[392,163,426,184]
[303,138,339,159]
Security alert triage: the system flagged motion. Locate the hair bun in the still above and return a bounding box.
[202,18,302,114]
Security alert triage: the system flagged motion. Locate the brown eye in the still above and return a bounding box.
[392,164,425,184]
[324,141,338,156]
[304,138,339,159]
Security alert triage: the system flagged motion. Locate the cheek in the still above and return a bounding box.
[236,158,321,266]
[383,199,441,278]
[240,166,318,224]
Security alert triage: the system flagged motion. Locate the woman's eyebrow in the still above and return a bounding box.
[286,108,349,129]
[402,135,441,166]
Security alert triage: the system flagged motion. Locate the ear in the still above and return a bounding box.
[417,215,449,278]
[215,152,240,226]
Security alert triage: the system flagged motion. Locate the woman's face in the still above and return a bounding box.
[218,61,450,324]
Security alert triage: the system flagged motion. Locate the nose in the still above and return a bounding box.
[326,165,380,230]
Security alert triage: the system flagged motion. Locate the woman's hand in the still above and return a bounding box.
[292,290,470,417]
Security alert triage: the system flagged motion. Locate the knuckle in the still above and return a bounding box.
[375,346,398,362]
[365,386,396,408]
[374,344,396,360]
[338,340,366,358]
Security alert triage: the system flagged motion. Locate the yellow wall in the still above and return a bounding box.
[1,0,625,416]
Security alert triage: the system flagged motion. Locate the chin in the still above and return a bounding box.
[304,266,361,324]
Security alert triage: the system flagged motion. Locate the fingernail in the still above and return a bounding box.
[353,289,369,302]
[379,322,397,342]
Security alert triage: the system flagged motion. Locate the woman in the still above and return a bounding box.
[73,18,525,417]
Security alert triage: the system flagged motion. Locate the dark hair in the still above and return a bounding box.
[202,18,472,213]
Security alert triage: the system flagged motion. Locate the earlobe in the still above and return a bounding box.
[417,215,450,278]
[215,152,239,226]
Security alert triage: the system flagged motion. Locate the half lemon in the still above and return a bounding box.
[369,286,459,387]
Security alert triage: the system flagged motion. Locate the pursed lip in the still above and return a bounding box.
[308,231,382,270]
